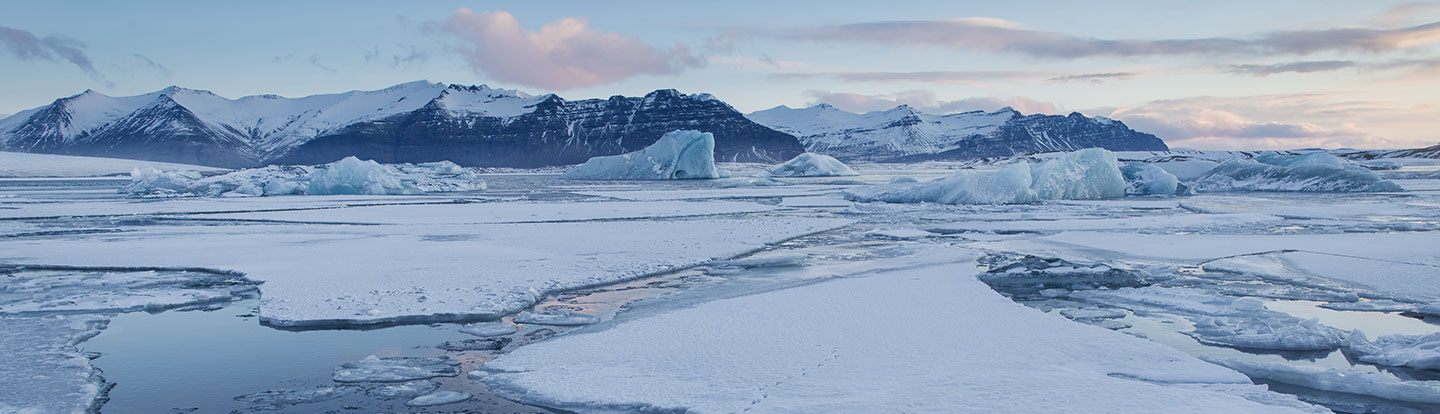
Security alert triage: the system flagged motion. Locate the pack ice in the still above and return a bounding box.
[1189,152,1403,193]
[561,130,720,180]
[124,156,486,197]
[844,148,1125,204]
[766,153,860,177]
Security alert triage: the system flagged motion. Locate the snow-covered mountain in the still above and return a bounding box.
[1338,143,1440,160]
[746,104,1168,162]
[0,82,804,168]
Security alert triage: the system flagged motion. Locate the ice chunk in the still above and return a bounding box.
[1344,331,1440,370]
[845,148,1124,205]
[513,310,600,326]
[561,130,720,180]
[1206,357,1440,404]
[332,355,462,383]
[405,390,471,407]
[366,380,440,400]
[1060,307,1128,319]
[234,386,359,405]
[766,153,860,177]
[1189,314,1346,351]
[437,337,510,351]
[1190,153,1404,193]
[122,157,485,197]
[979,256,1149,289]
[460,321,518,337]
[1122,162,1191,196]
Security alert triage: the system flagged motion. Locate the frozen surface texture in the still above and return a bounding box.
[1190,153,1403,193]
[0,315,107,414]
[766,153,860,177]
[562,130,720,180]
[845,148,1124,204]
[1345,332,1440,370]
[123,156,485,197]
[480,249,1312,414]
[1208,358,1440,404]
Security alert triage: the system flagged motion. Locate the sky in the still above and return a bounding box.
[1,0,1437,150]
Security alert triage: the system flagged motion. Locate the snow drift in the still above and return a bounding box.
[766,153,859,177]
[123,156,486,197]
[844,148,1125,205]
[1189,153,1403,193]
[561,130,720,180]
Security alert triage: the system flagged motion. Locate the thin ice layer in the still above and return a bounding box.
[479,249,1314,414]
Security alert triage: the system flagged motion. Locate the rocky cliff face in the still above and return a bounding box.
[0,82,804,168]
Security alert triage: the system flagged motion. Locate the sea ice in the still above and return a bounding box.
[561,130,720,180]
[233,385,359,405]
[1207,357,1440,404]
[1122,162,1191,196]
[844,148,1124,205]
[1189,153,1404,193]
[365,380,440,400]
[405,390,471,407]
[766,153,860,177]
[1071,288,1347,351]
[513,310,600,326]
[478,248,1314,413]
[1344,331,1440,370]
[460,321,518,337]
[332,355,462,383]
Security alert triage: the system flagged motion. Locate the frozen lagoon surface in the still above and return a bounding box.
[2,154,1440,413]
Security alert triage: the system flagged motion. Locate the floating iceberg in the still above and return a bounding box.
[1122,162,1191,196]
[1345,331,1440,370]
[767,153,860,177]
[123,157,486,197]
[845,148,1124,205]
[1206,357,1440,404]
[561,130,720,180]
[405,390,471,407]
[1189,153,1403,193]
[332,355,462,383]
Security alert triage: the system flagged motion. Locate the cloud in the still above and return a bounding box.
[363,46,381,64]
[803,89,1059,114]
[436,9,702,90]
[392,46,429,67]
[1107,94,1431,150]
[133,54,171,77]
[1047,72,1137,83]
[1372,2,1440,26]
[1226,60,1358,75]
[782,18,1440,57]
[309,54,338,74]
[0,26,107,84]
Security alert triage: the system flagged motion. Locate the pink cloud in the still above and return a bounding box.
[1107,94,1432,150]
[439,9,702,90]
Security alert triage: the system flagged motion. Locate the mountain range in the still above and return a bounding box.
[0,81,1169,168]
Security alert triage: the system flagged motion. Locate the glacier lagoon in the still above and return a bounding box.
[3,152,1440,413]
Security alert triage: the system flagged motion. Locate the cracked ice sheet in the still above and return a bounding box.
[202,200,778,224]
[478,247,1315,414]
[1,217,854,326]
[0,195,456,219]
[971,232,1440,299]
[928,212,1280,233]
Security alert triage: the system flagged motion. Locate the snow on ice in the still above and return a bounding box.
[766,153,860,177]
[844,148,1124,204]
[561,130,721,180]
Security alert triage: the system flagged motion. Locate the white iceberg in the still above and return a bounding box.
[123,156,486,197]
[1189,153,1403,193]
[766,153,860,177]
[1344,331,1440,370]
[460,321,518,337]
[1122,162,1191,196]
[561,130,720,180]
[1206,357,1440,404]
[844,148,1124,205]
[332,355,461,383]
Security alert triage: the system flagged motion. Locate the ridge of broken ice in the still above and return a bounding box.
[332,355,461,383]
[766,153,860,177]
[561,130,720,180]
[123,156,486,197]
[1345,331,1440,370]
[1206,357,1440,404]
[844,148,1125,205]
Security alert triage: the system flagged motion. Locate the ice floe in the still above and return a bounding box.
[513,310,600,326]
[460,321,518,337]
[233,385,360,406]
[123,156,485,197]
[331,355,461,383]
[561,130,720,180]
[1207,357,1440,404]
[405,390,471,407]
[365,380,440,400]
[1345,331,1440,370]
[766,153,860,177]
